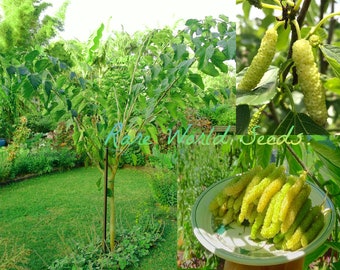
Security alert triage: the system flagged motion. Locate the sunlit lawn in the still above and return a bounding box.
[0,166,176,269]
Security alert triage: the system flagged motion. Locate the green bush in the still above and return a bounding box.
[119,142,146,167]
[2,145,78,182]
[148,146,176,170]
[49,217,164,270]
[150,170,177,207]
[177,143,238,269]
[199,104,236,126]
[0,150,11,182]
[27,114,57,133]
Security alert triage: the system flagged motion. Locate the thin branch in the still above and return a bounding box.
[286,144,322,187]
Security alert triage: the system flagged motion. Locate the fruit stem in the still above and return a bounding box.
[261,2,282,10]
[307,12,340,39]
[274,21,285,30]
[292,20,301,40]
[294,0,304,11]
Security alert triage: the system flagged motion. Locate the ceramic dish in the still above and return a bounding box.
[191,177,335,266]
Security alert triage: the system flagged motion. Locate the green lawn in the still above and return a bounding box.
[0,166,176,269]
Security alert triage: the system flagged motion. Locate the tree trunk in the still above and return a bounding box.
[108,161,119,252]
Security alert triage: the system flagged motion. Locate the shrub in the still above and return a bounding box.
[49,217,164,270]
[148,146,176,170]
[27,114,57,133]
[199,104,236,126]
[177,143,236,269]
[150,170,177,206]
[119,142,146,167]
[0,150,11,182]
[5,145,78,181]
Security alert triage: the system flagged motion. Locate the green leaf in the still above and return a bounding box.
[44,80,53,96]
[286,143,304,175]
[188,73,204,89]
[242,1,251,20]
[22,81,34,99]
[217,21,227,35]
[79,77,87,89]
[172,43,188,60]
[201,62,219,77]
[320,44,340,78]
[18,66,30,76]
[87,23,105,63]
[236,105,250,134]
[324,77,340,94]
[6,66,16,76]
[56,76,67,89]
[303,243,329,269]
[147,125,158,144]
[211,49,229,72]
[177,58,195,77]
[274,111,329,135]
[255,143,273,168]
[224,33,236,60]
[236,66,278,106]
[131,154,137,166]
[165,102,178,119]
[325,241,340,252]
[66,99,72,110]
[25,50,40,63]
[28,73,42,89]
[35,59,50,72]
[310,138,340,185]
[205,44,215,60]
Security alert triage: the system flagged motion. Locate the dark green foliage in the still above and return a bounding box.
[148,146,176,170]
[0,146,78,183]
[177,143,237,268]
[119,142,146,167]
[0,0,68,52]
[48,218,164,270]
[199,104,236,125]
[150,170,177,206]
[27,114,57,133]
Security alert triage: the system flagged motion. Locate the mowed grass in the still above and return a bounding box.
[0,166,176,269]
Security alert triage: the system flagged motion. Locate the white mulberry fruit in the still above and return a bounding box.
[238,28,278,91]
[292,39,328,126]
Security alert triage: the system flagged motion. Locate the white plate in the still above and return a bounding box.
[191,177,335,266]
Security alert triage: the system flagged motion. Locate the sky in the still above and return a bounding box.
[48,0,236,41]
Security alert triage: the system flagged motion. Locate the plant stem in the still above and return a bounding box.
[307,12,340,38]
[286,144,322,188]
[296,0,311,26]
[272,0,281,6]
[292,20,302,40]
[261,3,282,10]
[274,21,285,30]
[294,0,303,11]
[108,160,119,252]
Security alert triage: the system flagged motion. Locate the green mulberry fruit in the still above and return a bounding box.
[238,28,278,91]
[292,39,328,126]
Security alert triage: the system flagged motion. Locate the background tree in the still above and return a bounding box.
[0,0,68,140]
[50,16,235,251]
[0,0,68,52]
